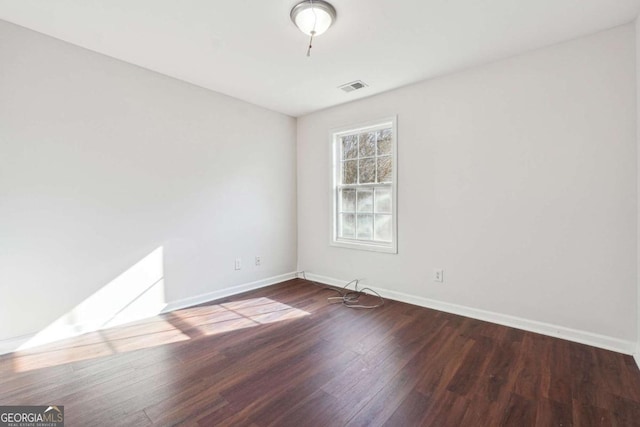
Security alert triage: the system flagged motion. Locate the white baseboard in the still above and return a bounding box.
[3,270,634,357]
[635,346,640,370]
[299,272,637,355]
[0,334,34,356]
[162,272,298,313]
[0,271,298,356]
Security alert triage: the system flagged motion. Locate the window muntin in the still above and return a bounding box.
[332,118,397,253]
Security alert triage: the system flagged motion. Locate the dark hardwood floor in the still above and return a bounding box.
[1,278,640,426]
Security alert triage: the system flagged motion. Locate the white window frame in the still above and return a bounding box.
[330,116,398,254]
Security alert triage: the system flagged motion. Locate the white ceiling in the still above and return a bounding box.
[0,1,639,117]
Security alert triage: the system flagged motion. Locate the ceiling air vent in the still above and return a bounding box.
[338,80,368,93]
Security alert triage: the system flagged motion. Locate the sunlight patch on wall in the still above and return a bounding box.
[17,247,167,351]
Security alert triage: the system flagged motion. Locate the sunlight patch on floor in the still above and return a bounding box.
[9,297,309,372]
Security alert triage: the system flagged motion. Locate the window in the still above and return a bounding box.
[331,117,397,253]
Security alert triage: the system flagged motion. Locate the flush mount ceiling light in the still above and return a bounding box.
[290,0,337,56]
[290,0,336,36]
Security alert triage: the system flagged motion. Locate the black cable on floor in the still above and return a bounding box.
[301,271,384,309]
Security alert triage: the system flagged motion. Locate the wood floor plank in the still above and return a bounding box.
[1,278,640,426]
[344,364,423,427]
[572,399,613,426]
[500,392,538,426]
[511,333,548,401]
[534,398,573,427]
[321,338,426,422]
[381,390,433,427]
[421,390,471,426]
[268,390,349,427]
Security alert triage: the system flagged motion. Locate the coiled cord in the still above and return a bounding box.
[301,271,384,309]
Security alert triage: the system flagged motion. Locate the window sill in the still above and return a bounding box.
[330,239,397,254]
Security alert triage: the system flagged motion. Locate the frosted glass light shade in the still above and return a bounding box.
[290,1,336,36]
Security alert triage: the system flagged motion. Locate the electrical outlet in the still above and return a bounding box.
[434,268,444,282]
[234,258,242,270]
[255,256,261,266]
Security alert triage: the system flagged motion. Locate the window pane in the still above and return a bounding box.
[342,136,357,160]
[340,189,356,212]
[377,156,392,183]
[357,214,373,240]
[332,121,395,251]
[374,214,392,242]
[342,160,357,184]
[374,187,392,213]
[339,213,355,238]
[377,129,392,155]
[359,158,376,183]
[357,189,373,212]
[358,132,376,157]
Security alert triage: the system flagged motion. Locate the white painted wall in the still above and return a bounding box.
[636,17,640,360]
[298,25,637,344]
[1,18,637,354]
[0,20,297,342]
